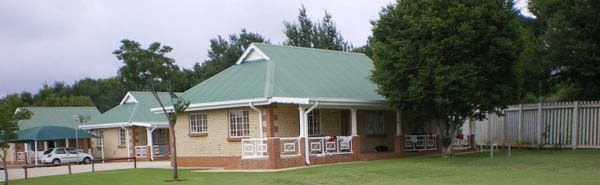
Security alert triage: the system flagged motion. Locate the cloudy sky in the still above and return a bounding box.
[0,0,531,97]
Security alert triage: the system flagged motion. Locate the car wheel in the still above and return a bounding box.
[52,159,60,164]
[83,157,91,164]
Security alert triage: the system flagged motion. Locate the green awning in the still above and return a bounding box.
[14,126,98,142]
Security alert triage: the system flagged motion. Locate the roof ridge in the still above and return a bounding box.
[252,42,367,56]
[181,61,262,95]
[18,106,98,109]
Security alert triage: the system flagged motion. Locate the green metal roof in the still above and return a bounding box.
[181,43,385,105]
[86,91,173,126]
[15,126,98,142]
[17,107,101,130]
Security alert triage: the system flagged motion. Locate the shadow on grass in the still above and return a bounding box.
[164,179,187,182]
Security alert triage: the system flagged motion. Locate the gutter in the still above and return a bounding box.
[303,101,319,165]
[248,102,264,139]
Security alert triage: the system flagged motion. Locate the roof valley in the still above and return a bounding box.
[263,58,275,99]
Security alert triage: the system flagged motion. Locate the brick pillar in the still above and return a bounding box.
[299,137,306,166]
[267,137,281,169]
[394,135,405,156]
[352,136,361,160]
[146,146,152,161]
[264,104,278,137]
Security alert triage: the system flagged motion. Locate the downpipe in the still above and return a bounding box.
[303,101,319,165]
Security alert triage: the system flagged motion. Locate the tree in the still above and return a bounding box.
[0,105,31,185]
[187,29,268,85]
[71,77,127,112]
[530,0,600,100]
[371,0,522,156]
[113,39,189,181]
[283,6,351,51]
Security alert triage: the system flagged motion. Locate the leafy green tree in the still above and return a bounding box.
[113,39,189,181]
[187,29,268,86]
[530,0,600,100]
[71,77,127,112]
[371,0,522,156]
[0,105,31,185]
[283,6,351,51]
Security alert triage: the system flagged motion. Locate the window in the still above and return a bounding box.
[96,130,104,146]
[67,148,78,154]
[153,129,168,145]
[228,110,249,137]
[118,128,126,146]
[365,111,385,135]
[308,110,321,136]
[189,113,208,133]
[55,148,65,154]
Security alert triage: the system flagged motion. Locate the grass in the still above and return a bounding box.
[12,149,600,185]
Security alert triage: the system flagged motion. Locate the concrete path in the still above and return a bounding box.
[0,161,170,181]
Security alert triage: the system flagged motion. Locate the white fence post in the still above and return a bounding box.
[572,101,579,150]
[537,102,543,146]
[518,104,523,145]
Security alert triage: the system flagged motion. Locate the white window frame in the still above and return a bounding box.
[96,130,104,146]
[189,113,208,134]
[228,110,250,137]
[365,111,385,136]
[307,110,321,136]
[118,128,126,146]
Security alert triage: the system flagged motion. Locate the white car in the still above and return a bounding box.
[42,147,94,164]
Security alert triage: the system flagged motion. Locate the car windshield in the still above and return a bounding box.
[43,149,54,155]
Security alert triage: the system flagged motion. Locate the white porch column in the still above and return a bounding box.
[34,140,38,165]
[298,107,305,137]
[65,139,69,148]
[101,133,105,162]
[24,143,29,164]
[146,127,155,161]
[351,109,358,136]
[44,141,48,151]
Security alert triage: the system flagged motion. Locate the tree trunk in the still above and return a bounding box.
[438,120,460,158]
[2,149,8,185]
[169,122,178,180]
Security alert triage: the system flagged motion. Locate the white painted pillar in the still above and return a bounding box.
[34,140,38,166]
[10,143,15,164]
[101,132,105,162]
[65,139,69,148]
[146,127,154,161]
[351,109,358,136]
[24,143,29,164]
[395,110,402,135]
[298,107,305,137]
[44,141,48,151]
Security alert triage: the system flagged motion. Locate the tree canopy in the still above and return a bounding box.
[371,0,522,156]
[529,0,600,100]
[283,5,351,51]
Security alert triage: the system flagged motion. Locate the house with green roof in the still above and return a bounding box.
[153,43,441,169]
[80,91,173,161]
[11,107,100,164]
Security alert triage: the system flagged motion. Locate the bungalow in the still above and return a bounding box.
[154,43,471,169]
[79,91,173,161]
[10,107,101,164]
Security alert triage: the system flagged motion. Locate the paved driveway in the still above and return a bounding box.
[0,161,170,181]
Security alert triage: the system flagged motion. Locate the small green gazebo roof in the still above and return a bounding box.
[84,91,175,128]
[17,107,101,130]
[14,126,98,142]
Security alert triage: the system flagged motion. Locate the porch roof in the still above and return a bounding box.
[83,91,173,129]
[168,43,387,111]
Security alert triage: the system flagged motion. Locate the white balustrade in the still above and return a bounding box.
[135,146,147,157]
[404,135,437,151]
[280,137,301,157]
[308,136,353,156]
[241,138,268,159]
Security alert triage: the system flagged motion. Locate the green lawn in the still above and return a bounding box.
[13,149,600,185]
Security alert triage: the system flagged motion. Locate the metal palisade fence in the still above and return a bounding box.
[473,101,600,149]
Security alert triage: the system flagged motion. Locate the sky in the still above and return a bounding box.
[0,0,532,97]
